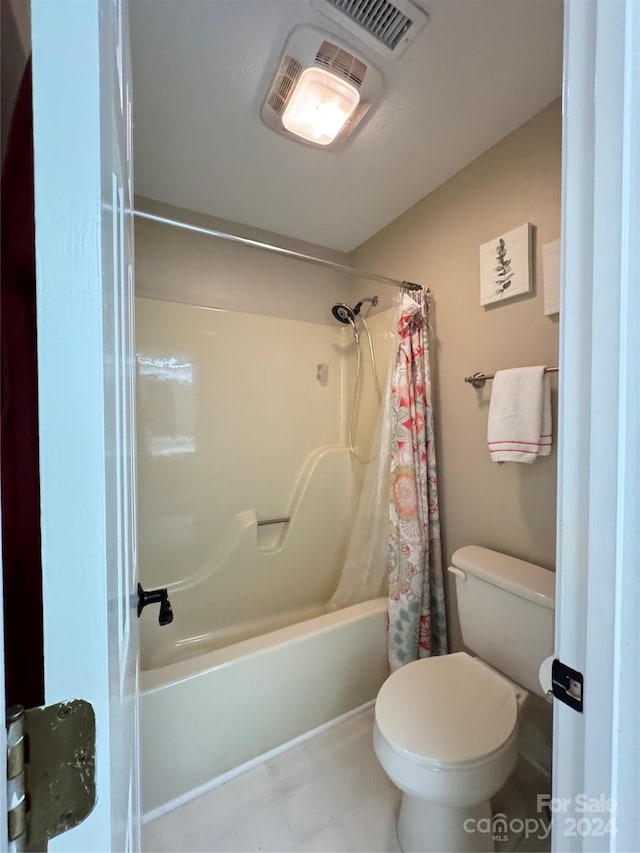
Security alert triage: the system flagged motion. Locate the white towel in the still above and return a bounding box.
[487,367,552,463]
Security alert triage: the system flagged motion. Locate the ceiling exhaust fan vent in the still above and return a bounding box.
[311,0,428,59]
[267,56,303,116]
[314,41,367,87]
[261,26,383,148]
[324,0,411,49]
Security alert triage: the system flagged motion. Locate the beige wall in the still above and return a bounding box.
[351,101,561,647]
[135,198,354,325]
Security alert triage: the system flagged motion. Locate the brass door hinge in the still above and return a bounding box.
[6,701,96,852]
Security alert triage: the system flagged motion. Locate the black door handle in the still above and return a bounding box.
[137,583,173,626]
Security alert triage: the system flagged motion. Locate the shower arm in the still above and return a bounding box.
[354,296,378,315]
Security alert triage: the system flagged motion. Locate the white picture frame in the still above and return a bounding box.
[479,223,533,306]
[542,238,561,316]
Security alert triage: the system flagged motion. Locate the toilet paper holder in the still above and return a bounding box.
[539,655,584,713]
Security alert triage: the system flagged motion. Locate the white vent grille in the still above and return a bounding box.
[324,0,413,50]
[267,55,303,116]
[314,41,367,87]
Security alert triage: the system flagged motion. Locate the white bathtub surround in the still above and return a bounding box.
[141,599,388,815]
[141,441,358,670]
[142,707,550,853]
[136,298,365,666]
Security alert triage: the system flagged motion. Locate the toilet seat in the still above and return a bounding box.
[375,652,518,769]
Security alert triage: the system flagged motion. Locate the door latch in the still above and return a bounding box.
[551,658,584,713]
[137,583,173,626]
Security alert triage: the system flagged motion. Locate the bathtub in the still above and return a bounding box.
[140,597,389,817]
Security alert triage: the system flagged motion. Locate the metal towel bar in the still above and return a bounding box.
[256,517,290,527]
[464,366,559,389]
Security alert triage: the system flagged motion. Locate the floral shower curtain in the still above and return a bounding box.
[387,290,447,671]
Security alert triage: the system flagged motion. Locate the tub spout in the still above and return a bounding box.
[137,583,174,626]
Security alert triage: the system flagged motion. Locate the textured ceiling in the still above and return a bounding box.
[131,0,563,252]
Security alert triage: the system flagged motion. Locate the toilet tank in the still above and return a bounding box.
[450,546,555,697]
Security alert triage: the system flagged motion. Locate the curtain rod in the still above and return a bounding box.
[133,210,423,292]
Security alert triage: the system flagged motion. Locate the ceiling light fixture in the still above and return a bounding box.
[282,67,360,146]
[261,26,383,149]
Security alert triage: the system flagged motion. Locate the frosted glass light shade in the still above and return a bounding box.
[282,67,360,146]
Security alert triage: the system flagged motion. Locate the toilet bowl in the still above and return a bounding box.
[374,652,524,852]
[373,547,556,853]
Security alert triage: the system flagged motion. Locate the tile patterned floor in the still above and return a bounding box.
[142,707,551,853]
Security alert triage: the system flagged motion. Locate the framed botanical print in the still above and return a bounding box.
[479,223,533,306]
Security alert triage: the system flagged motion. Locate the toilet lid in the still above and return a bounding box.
[375,652,518,766]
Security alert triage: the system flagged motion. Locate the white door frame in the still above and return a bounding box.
[31,0,118,836]
[30,0,139,849]
[553,0,639,849]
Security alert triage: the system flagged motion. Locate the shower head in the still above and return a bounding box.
[331,303,357,325]
[331,303,360,342]
[331,296,379,326]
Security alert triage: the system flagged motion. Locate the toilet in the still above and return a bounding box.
[373,546,555,853]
